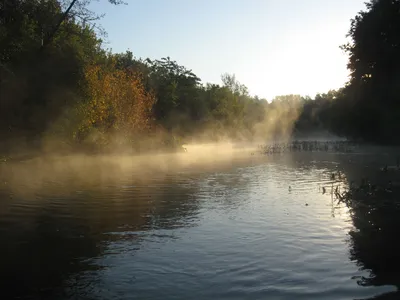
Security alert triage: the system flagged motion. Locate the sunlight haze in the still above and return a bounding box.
[91,0,366,99]
[3,1,400,298]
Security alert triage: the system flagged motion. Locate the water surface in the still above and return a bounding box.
[1,146,399,299]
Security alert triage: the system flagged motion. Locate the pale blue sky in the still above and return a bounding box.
[89,0,366,100]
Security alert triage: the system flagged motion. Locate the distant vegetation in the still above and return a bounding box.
[296,0,400,144]
[0,0,399,156]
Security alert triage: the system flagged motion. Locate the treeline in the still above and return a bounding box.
[1,0,399,155]
[295,0,400,144]
[0,0,272,154]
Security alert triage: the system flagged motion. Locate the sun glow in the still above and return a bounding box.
[237,23,352,100]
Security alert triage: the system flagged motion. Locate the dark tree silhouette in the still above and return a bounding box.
[340,0,400,143]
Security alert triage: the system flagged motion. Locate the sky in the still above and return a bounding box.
[89,0,367,100]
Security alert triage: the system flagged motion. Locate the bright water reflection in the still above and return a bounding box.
[0,148,399,299]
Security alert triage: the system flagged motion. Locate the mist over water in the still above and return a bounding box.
[1,142,400,300]
[2,0,400,298]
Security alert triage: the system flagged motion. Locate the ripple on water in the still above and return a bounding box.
[0,151,398,299]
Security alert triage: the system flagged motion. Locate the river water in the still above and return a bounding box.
[1,144,399,299]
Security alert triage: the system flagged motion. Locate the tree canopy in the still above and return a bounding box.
[339,0,400,143]
[1,0,400,155]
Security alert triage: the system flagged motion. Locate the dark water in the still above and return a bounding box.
[1,147,400,299]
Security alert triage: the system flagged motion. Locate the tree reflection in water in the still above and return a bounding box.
[280,149,400,299]
[0,158,204,300]
[2,149,400,299]
[336,152,400,300]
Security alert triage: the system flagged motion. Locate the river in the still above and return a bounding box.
[1,143,399,299]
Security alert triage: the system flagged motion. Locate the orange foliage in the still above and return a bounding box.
[82,64,155,136]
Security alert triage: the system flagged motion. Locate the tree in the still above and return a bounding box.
[0,0,271,152]
[144,57,201,129]
[0,0,106,140]
[41,0,126,50]
[341,0,400,143]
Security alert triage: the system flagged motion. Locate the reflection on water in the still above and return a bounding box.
[337,151,400,300]
[0,147,400,299]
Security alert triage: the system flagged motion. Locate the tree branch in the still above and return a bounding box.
[40,0,78,51]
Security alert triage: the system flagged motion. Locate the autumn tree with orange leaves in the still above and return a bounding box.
[74,63,155,148]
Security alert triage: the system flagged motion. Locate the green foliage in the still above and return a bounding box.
[339,0,400,143]
[4,0,399,153]
[0,0,270,153]
[294,0,400,144]
[0,0,106,143]
[294,90,345,135]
